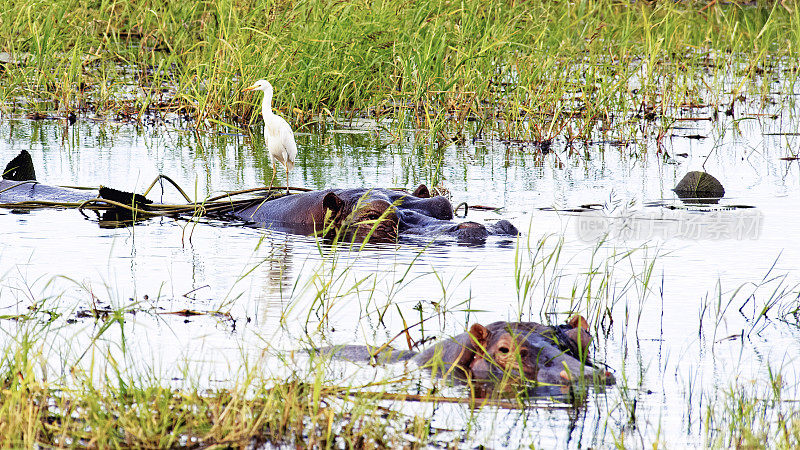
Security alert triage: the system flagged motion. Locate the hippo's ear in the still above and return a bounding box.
[412,184,431,198]
[564,327,592,354]
[564,315,592,356]
[3,150,36,181]
[323,192,344,214]
[567,315,589,330]
[468,323,490,348]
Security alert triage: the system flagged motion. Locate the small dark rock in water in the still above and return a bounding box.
[673,171,725,203]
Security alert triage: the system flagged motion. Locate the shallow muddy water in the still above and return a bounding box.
[1,108,799,447]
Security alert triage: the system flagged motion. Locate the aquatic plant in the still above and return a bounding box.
[0,0,796,144]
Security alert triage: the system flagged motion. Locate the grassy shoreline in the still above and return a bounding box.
[0,0,797,140]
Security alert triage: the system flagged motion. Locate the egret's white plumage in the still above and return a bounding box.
[243,79,297,193]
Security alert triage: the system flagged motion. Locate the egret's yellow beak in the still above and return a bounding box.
[242,84,257,92]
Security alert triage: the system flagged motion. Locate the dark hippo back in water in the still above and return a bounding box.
[234,186,519,244]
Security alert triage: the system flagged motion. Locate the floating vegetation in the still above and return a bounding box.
[0,174,299,221]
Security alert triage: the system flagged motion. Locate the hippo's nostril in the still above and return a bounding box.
[454,221,490,242]
[457,221,483,230]
[519,349,528,358]
[499,346,509,354]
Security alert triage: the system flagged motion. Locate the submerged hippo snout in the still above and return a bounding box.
[556,366,616,385]
[454,221,489,241]
[491,219,519,236]
[469,353,539,381]
[454,220,519,242]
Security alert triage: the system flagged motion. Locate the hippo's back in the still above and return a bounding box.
[234,190,332,225]
[0,180,96,204]
[313,345,417,364]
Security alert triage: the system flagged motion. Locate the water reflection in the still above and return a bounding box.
[254,234,297,313]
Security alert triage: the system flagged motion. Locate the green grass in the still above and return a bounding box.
[1,228,799,447]
[704,365,800,449]
[0,0,797,141]
[0,338,432,447]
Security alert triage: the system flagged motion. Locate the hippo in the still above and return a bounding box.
[316,316,614,387]
[1,151,152,214]
[233,185,519,243]
[2,151,94,203]
[2,150,519,243]
[0,178,97,204]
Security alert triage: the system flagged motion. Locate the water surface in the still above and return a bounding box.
[0,110,798,447]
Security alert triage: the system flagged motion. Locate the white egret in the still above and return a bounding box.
[243,79,297,194]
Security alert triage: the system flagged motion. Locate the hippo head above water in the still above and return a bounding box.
[235,184,519,244]
[1,151,518,242]
[316,315,615,395]
[0,149,518,243]
[322,191,398,241]
[462,323,539,380]
[414,316,613,386]
[317,187,421,242]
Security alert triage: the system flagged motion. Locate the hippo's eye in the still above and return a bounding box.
[499,346,510,354]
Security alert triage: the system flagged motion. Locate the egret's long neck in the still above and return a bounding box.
[261,89,274,118]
